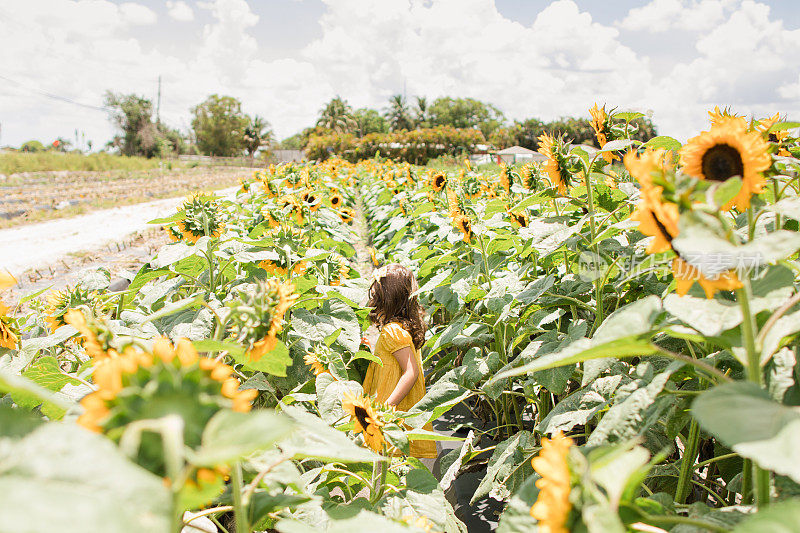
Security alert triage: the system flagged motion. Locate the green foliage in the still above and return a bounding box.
[0,151,160,174]
[191,94,250,156]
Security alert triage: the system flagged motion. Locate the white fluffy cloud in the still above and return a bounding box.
[0,0,798,148]
[166,1,194,22]
[119,2,157,25]
[619,0,735,32]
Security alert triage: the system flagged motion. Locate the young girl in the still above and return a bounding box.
[362,263,437,459]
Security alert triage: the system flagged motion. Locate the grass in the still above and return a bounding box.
[0,152,165,175]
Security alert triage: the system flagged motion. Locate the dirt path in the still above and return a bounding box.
[0,186,238,290]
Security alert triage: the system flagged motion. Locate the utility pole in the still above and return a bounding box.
[156,75,162,127]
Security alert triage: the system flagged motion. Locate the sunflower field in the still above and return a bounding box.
[1,105,800,533]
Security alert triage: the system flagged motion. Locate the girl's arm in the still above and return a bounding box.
[385,346,419,406]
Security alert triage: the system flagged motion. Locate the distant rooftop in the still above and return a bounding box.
[495,145,536,155]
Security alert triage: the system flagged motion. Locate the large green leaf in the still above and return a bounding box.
[192,409,294,466]
[587,362,683,445]
[0,422,170,533]
[315,373,363,424]
[496,474,539,533]
[539,374,628,435]
[692,382,800,482]
[732,499,800,533]
[233,339,293,377]
[291,299,361,352]
[470,431,536,505]
[279,406,382,463]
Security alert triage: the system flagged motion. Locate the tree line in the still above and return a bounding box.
[12,93,656,160]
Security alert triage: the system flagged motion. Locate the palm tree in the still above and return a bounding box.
[385,94,413,132]
[414,96,429,129]
[316,96,355,133]
[243,115,273,157]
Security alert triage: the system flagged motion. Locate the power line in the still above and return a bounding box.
[0,73,110,112]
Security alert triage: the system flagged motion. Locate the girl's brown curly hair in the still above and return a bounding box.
[367,264,426,350]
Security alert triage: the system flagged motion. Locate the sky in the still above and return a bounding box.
[0,0,799,150]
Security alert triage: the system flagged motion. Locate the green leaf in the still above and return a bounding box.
[351,350,383,366]
[739,230,800,265]
[587,362,683,445]
[767,121,800,133]
[147,210,185,225]
[405,428,464,441]
[0,422,170,533]
[0,368,74,415]
[192,409,294,466]
[279,406,382,462]
[470,431,536,504]
[643,136,682,151]
[733,499,800,532]
[192,339,245,357]
[22,356,82,391]
[613,111,645,122]
[712,176,743,209]
[599,139,634,152]
[497,474,539,533]
[493,336,657,382]
[539,375,627,435]
[232,339,292,377]
[764,197,800,222]
[692,382,800,483]
[663,293,742,337]
[315,373,363,424]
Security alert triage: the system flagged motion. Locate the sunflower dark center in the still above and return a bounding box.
[768,133,779,143]
[353,405,370,428]
[701,144,744,182]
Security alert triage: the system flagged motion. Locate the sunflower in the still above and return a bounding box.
[64,309,108,360]
[259,260,288,278]
[630,188,680,254]
[507,207,529,228]
[454,214,472,243]
[446,186,464,219]
[44,286,98,332]
[431,172,447,192]
[246,281,299,362]
[521,163,539,190]
[368,247,380,267]
[538,133,571,195]
[304,351,328,376]
[588,103,618,164]
[341,391,386,453]
[625,150,679,254]
[0,273,17,350]
[0,302,17,350]
[176,194,224,242]
[680,119,771,211]
[757,113,791,156]
[339,207,355,224]
[499,163,512,192]
[672,257,743,299]
[708,106,747,129]
[330,255,350,286]
[330,193,344,208]
[530,432,574,533]
[78,337,257,474]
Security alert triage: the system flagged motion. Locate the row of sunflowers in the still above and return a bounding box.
[361,106,800,531]
[0,160,463,533]
[1,103,799,533]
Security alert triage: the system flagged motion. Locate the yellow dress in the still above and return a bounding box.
[362,322,437,458]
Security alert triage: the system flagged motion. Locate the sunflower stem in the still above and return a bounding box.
[772,178,782,231]
[232,462,249,533]
[675,420,700,504]
[736,282,770,508]
[582,169,604,330]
